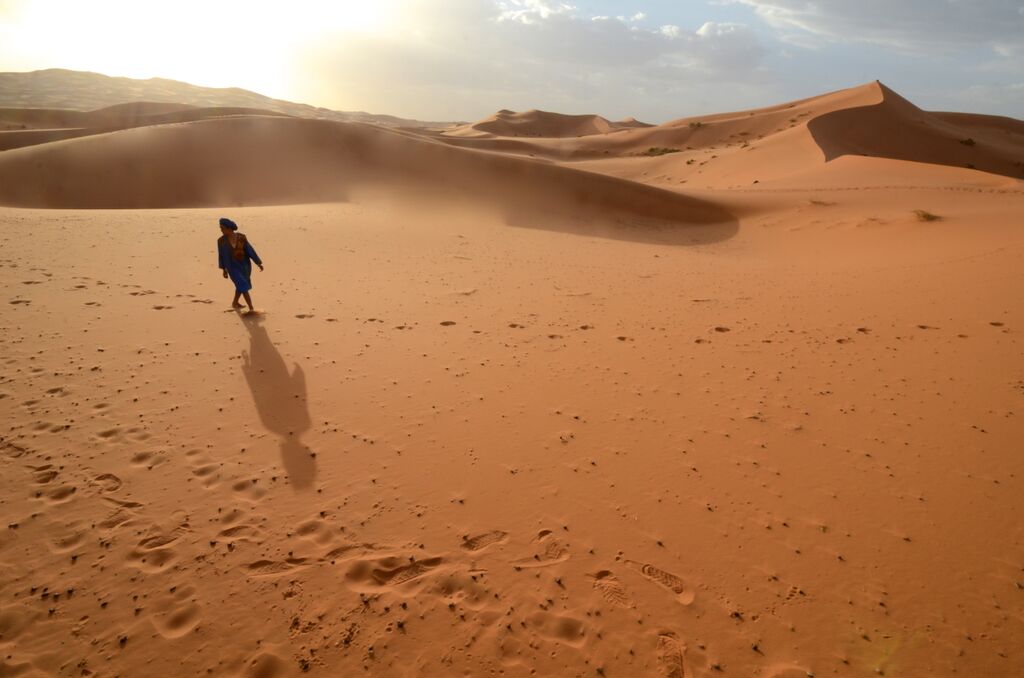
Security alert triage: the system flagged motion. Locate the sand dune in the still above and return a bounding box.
[445,109,643,138]
[422,82,886,161]
[428,82,1024,186]
[0,115,735,242]
[0,101,268,132]
[807,83,1024,177]
[0,104,292,151]
[0,68,460,128]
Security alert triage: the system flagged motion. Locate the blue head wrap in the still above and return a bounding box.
[219,217,238,231]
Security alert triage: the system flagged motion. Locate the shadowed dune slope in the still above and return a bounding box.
[0,115,734,237]
[1,102,204,129]
[808,83,1024,178]
[0,107,92,129]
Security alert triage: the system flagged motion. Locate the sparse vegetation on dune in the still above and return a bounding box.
[640,147,681,157]
[913,209,941,222]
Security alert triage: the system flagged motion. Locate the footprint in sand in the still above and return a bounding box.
[185,449,222,488]
[91,473,123,493]
[95,427,121,441]
[588,570,633,608]
[97,508,133,533]
[460,530,508,552]
[126,514,189,573]
[48,523,87,554]
[525,611,587,647]
[295,518,335,545]
[29,464,59,485]
[626,560,695,605]
[130,449,167,469]
[241,652,289,678]
[512,531,570,569]
[40,485,77,504]
[152,305,173,310]
[104,496,144,509]
[656,631,687,678]
[345,555,444,589]
[216,523,264,545]
[295,314,314,319]
[246,557,311,578]
[372,557,444,585]
[1,439,29,459]
[149,585,202,639]
[321,542,379,563]
[232,478,268,502]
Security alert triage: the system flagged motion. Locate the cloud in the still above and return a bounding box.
[497,0,575,25]
[298,0,769,121]
[731,0,1024,54]
[918,81,1024,114]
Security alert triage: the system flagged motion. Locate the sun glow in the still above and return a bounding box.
[0,0,398,100]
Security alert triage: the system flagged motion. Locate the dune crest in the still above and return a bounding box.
[425,82,1024,185]
[0,114,735,242]
[807,82,1024,177]
[445,109,647,138]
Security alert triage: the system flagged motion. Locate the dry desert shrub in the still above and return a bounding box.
[913,210,941,222]
[641,147,681,157]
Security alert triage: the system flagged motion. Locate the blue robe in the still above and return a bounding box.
[218,234,262,293]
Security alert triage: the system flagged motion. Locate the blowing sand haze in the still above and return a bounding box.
[1,4,1023,677]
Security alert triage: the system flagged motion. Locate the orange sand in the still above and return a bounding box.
[0,82,1022,677]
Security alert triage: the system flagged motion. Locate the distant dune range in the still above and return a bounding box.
[0,74,1021,230]
[443,109,653,138]
[429,82,1024,182]
[0,68,457,127]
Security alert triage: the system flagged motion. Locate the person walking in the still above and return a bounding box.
[217,217,264,312]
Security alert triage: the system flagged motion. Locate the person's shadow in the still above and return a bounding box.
[239,313,317,490]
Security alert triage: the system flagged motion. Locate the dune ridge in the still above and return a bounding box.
[0,115,735,241]
[426,82,1024,184]
[807,83,1024,177]
[0,68,460,128]
[445,109,649,138]
[0,103,292,151]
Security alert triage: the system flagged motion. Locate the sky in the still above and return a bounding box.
[1,0,1022,122]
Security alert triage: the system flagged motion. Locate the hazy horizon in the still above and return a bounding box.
[1,1,1022,122]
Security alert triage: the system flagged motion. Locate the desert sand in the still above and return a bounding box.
[0,81,1022,677]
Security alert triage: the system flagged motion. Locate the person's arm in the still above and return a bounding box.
[246,241,264,270]
[218,240,228,276]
